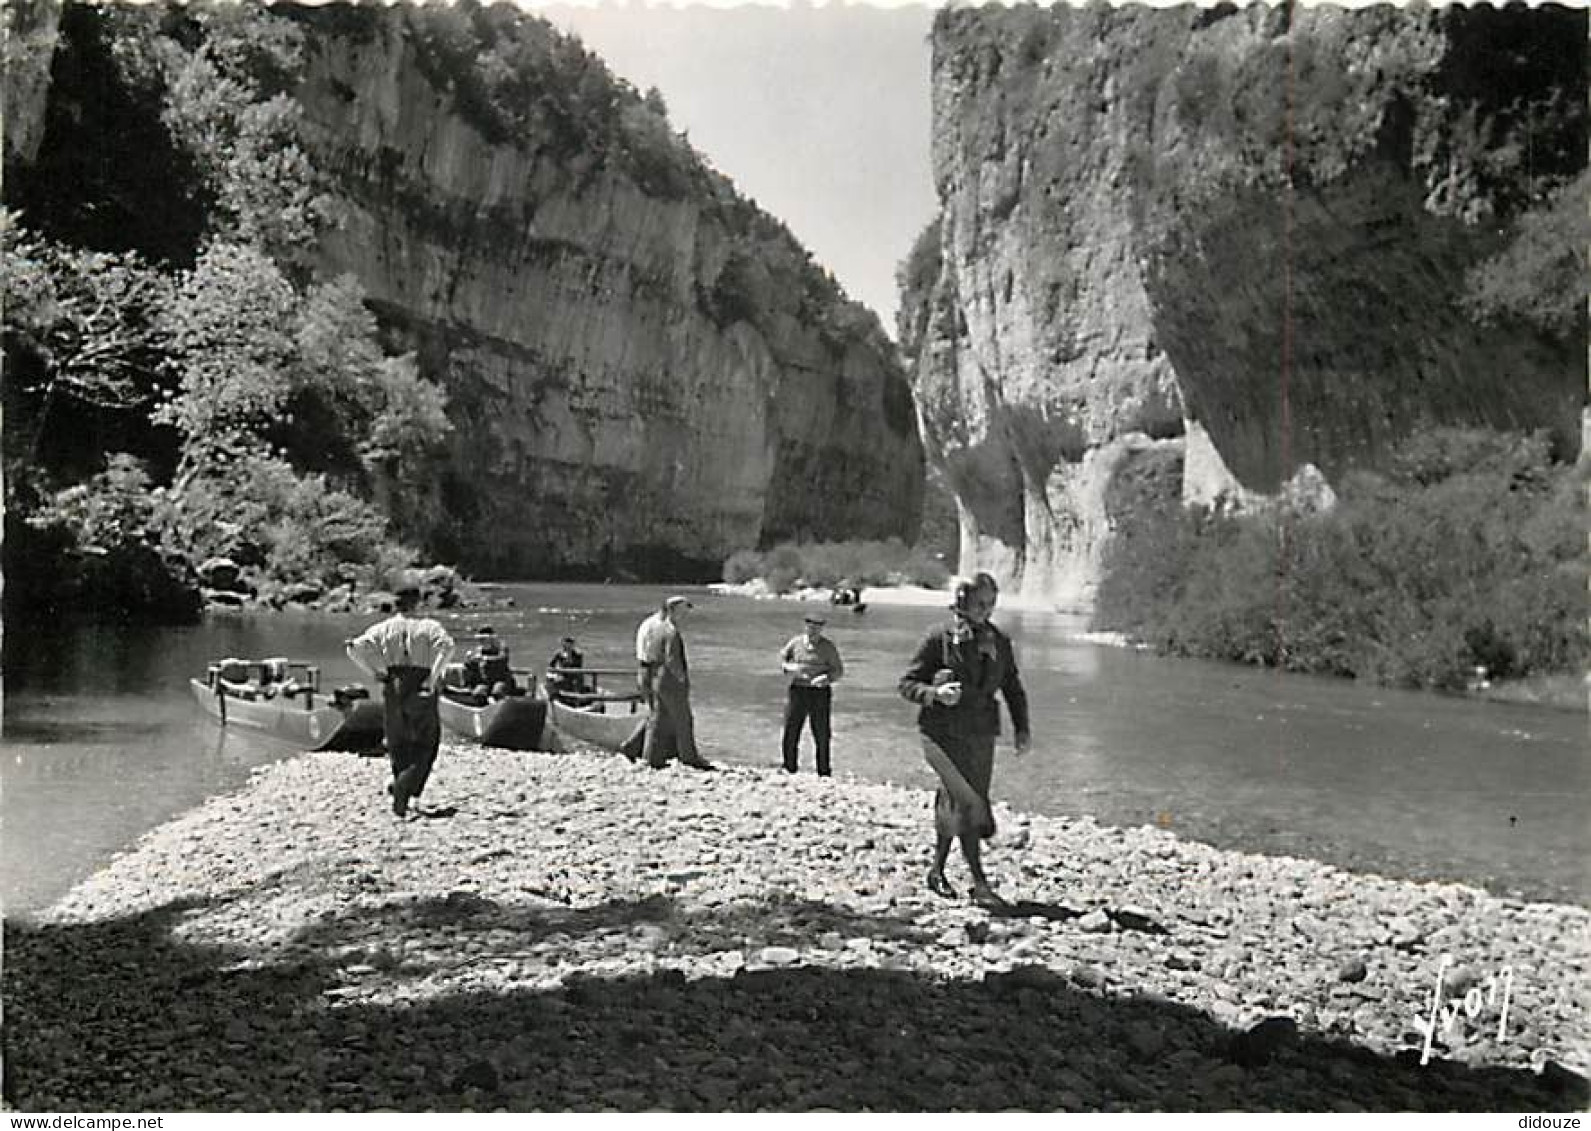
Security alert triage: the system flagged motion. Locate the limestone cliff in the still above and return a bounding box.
[2,0,61,166]
[7,2,922,581]
[286,5,921,579]
[905,4,1586,609]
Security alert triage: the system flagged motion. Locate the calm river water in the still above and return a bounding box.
[3,583,1586,916]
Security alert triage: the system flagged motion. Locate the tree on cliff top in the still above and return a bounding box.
[1462,168,1591,339]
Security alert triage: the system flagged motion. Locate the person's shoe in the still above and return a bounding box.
[388,783,408,818]
[926,870,956,899]
[969,880,1008,909]
[680,757,716,771]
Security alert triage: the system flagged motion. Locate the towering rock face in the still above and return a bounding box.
[2,0,61,165]
[281,7,922,578]
[906,4,1586,609]
[281,6,921,579]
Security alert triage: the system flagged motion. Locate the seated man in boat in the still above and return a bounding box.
[465,626,518,702]
[439,661,477,705]
[216,658,262,700]
[546,636,594,707]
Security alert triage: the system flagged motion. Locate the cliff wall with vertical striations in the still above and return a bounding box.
[6,2,923,582]
[288,5,922,578]
[904,3,1586,609]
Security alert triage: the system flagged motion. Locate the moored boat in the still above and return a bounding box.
[437,692,548,751]
[547,697,648,751]
[542,667,648,752]
[191,659,383,752]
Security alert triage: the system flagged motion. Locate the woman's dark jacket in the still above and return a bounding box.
[899,620,1031,741]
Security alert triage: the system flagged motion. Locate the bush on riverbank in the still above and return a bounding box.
[722,538,950,594]
[1094,429,1589,692]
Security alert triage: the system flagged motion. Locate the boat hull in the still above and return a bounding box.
[437,694,548,751]
[189,679,384,752]
[547,698,648,752]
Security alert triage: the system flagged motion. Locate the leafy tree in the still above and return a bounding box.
[1,212,175,462]
[1462,168,1591,337]
[153,241,297,485]
[22,453,201,623]
[148,6,331,261]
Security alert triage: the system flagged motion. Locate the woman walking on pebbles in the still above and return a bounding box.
[899,572,1030,906]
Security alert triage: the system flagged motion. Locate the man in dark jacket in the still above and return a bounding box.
[898,572,1030,906]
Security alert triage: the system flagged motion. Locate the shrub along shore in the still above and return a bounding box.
[5,747,1587,1112]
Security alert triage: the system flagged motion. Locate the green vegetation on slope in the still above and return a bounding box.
[4,0,900,622]
[1094,430,1588,693]
[2,4,450,624]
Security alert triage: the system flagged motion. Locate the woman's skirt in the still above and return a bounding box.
[921,730,996,841]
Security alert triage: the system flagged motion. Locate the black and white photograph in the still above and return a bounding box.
[2,0,1587,1114]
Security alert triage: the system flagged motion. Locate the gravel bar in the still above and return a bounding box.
[5,745,1587,1111]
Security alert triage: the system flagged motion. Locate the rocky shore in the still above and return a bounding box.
[5,747,1587,1112]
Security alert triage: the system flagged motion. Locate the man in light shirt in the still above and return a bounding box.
[346,572,455,817]
[779,612,844,776]
[620,595,712,769]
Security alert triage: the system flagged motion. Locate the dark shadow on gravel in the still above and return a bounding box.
[5,898,1585,1112]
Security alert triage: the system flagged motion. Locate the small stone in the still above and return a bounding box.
[1078,909,1112,933]
[1444,965,1481,996]
[1337,957,1369,983]
[757,946,800,966]
[1069,966,1107,990]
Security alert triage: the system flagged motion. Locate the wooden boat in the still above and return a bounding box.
[543,667,648,752]
[191,659,383,752]
[437,691,548,751]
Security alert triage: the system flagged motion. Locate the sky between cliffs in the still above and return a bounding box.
[533,1,937,338]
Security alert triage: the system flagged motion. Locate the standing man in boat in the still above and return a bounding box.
[621,596,713,770]
[778,611,844,776]
[346,571,455,818]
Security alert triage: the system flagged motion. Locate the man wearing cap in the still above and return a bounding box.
[546,635,591,706]
[346,571,455,817]
[466,625,517,702]
[621,596,712,769]
[778,612,844,776]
